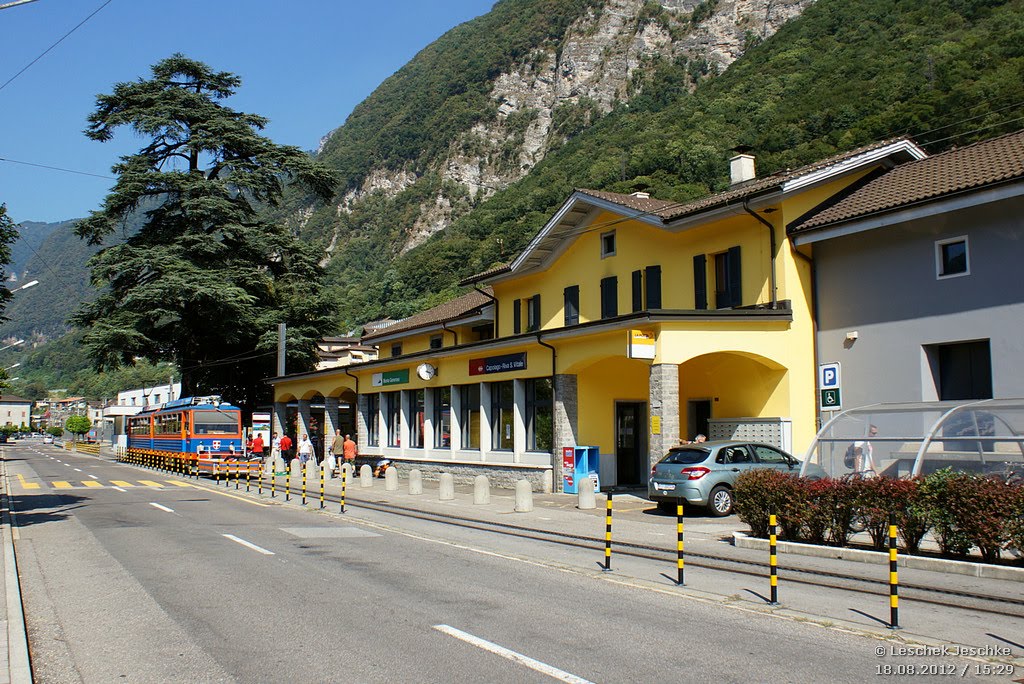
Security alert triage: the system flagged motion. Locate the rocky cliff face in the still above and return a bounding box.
[323,0,814,257]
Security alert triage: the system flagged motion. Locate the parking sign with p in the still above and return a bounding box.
[819,362,842,410]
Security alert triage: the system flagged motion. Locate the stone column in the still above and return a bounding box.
[272,402,287,440]
[323,396,340,444]
[649,364,680,473]
[297,399,312,439]
[356,394,369,448]
[552,374,578,492]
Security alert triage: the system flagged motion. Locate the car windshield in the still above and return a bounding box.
[659,448,709,465]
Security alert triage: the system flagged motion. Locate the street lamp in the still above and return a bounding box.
[0,340,24,353]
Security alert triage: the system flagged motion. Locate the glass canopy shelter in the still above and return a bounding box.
[799,399,1024,478]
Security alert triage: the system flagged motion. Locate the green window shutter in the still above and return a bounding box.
[600,276,618,319]
[631,270,643,312]
[528,294,541,331]
[564,285,579,326]
[727,245,742,308]
[693,255,707,310]
[645,265,662,309]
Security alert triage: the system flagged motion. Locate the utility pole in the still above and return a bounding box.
[277,323,286,376]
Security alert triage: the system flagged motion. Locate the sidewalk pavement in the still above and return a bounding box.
[1,454,32,684]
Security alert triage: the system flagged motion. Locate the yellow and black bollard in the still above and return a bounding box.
[258,462,263,496]
[271,462,276,498]
[285,464,291,502]
[235,462,240,490]
[319,464,325,509]
[603,492,613,572]
[339,466,347,513]
[246,461,251,492]
[769,513,779,605]
[676,502,685,586]
[302,462,308,505]
[888,513,900,629]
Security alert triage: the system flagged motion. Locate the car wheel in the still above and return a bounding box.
[708,486,733,516]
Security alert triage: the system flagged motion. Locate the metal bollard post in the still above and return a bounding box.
[603,492,613,572]
[676,502,685,586]
[319,465,325,509]
[215,462,220,485]
[235,463,240,490]
[246,463,251,492]
[769,513,779,605]
[286,466,291,502]
[339,466,347,513]
[258,462,263,496]
[271,462,276,498]
[302,465,307,505]
[888,513,900,629]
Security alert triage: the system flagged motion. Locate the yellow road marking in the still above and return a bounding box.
[111,481,133,487]
[138,480,164,488]
[82,480,103,488]
[53,481,72,489]
[16,475,40,490]
[164,480,194,488]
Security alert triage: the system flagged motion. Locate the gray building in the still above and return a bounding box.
[790,129,1024,411]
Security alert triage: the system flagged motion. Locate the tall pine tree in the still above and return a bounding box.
[74,54,339,412]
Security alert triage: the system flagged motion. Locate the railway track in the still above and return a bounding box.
[338,495,1024,620]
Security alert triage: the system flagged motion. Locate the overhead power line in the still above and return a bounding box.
[0,156,114,180]
[0,0,115,93]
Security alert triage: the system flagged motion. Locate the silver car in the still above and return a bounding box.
[648,440,826,516]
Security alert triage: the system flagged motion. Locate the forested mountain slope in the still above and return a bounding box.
[291,0,1024,330]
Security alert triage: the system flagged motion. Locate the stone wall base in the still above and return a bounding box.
[382,460,550,491]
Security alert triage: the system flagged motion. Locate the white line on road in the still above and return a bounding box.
[112,487,126,492]
[222,534,274,555]
[433,625,593,684]
[74,468,82,472]
[149,503,175,513]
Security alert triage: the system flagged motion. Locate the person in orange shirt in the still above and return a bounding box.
[278,433,293,463]
[342,434,357,472]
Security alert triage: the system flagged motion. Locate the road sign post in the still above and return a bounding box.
[818,362,842,411]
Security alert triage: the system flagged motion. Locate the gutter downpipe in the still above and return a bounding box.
[744,200,777,309]
[536,332,556,377]
[344,366,360,398]
[441,321,458,346]
[473,286,499,339]
[789,240,821,429]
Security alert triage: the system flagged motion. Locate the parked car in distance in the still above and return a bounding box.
[42,435,54,444]
[649,440,827,516]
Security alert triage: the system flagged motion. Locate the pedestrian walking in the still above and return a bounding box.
[298,434,313,464]
[279,433,293,464]
[343,433,358,472]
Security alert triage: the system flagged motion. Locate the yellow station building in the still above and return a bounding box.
[270,139,925,490]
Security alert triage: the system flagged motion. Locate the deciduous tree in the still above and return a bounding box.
[73,55,339,411]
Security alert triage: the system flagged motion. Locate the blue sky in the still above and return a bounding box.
[0,0,496,224]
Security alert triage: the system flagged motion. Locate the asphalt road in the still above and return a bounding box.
[6,442,1011,683]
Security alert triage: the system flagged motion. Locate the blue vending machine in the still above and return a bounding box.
[562,446,600,493]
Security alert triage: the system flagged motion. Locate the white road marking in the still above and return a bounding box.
[74,468,82,472]
[112,487,126,492]
[433,625,593,684]
[149,503,175,513]
[222,534,274,555]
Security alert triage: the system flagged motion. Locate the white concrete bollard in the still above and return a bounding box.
[290,458,302,480]
[541,470,553,494]
[473,475,490,505]
[409,469,423,495]
[274,456,286,474]
[360,464,373,487]
[514,479,533,512]
[341,462,355,481]
[439,473,455,501]
[577,480,596,510]
[384,466,399,491]
[304,459,318,483]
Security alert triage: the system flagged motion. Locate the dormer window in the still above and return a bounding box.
[600,230,616,258]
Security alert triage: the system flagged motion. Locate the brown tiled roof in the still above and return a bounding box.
[791,129,1024,232]
[0,395,31,403]
[583,138,916,222]
[361,287,493,341]
[458,263,510,286]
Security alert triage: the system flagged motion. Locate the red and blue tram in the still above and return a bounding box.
[126,396,245,469]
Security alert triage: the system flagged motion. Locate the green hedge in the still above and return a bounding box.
[733,468,1023,563]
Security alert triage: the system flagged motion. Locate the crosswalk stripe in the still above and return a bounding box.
[53,481,72,489]
[165,481,193,488]
[138,480,164,488]
[110,481,133,487]
[82,481,103,488]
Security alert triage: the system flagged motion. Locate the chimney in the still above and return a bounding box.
[630,191,650,199]
[730,153,756,185]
